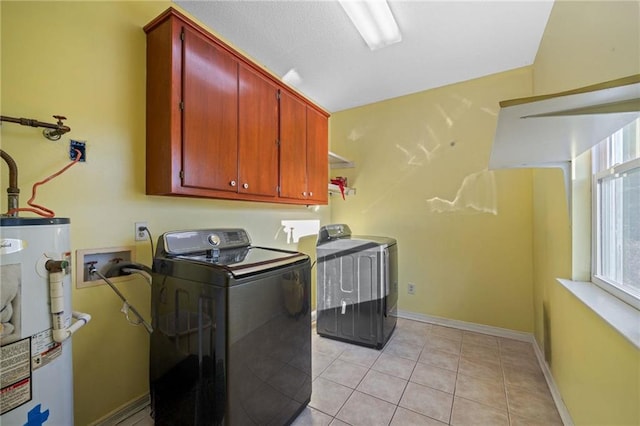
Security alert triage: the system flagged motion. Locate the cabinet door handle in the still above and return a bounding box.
[309,192,313,197]
[229,180,236,187]
[302,192,307,197]
[243,183,249,189]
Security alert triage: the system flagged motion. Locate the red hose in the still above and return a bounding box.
[6,149,82,217]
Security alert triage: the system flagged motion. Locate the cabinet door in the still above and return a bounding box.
[238,64,279,197]
[279,90,308,200]
[306,107,329,204]
[182,25,239,193]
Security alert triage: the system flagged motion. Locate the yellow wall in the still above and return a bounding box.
[531,0,640,424]
[1,2,329,424]
[330,68,535,332]
[530,168,571,356]
[549,282,640,425]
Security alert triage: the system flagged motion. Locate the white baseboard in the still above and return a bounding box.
[396,310,532,342]
[531,338,574,426]
[396,310,573,426]
[92,393,150,426]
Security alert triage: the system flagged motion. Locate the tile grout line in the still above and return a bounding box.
[396,326,460,425]
[499,340,512,425]
[343,345,386,424]
[448,334,461,425]
[310,338,351,421]
[389,331,425,425]
[390,327,432,425]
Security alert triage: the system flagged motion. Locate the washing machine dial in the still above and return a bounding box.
[208,234,221,247]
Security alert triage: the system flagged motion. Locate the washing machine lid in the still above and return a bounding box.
[317,224,396,248]
[174,246,308,277]
[160,228,251,255]
[157,229,308,277]
[351,235,397,247]
[318,224,351,243]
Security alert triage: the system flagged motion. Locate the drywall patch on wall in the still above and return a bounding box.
[426,170,497,215]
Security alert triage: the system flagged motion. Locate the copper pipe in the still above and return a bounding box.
[0,149,20,216]
[1,114,71,140]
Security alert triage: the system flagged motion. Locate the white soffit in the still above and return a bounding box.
[489,76,640,170]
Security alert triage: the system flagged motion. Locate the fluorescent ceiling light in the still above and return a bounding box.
[339,0,402,51]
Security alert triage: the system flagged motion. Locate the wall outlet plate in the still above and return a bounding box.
[408,283,416,295]
[135,222,148,241]
[70,140,86,162]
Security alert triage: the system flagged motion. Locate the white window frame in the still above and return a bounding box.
[591,120,640,310]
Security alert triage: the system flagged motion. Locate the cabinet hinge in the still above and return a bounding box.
[277,185,280,194]
[276,89,281,101]
[276,139,280,147]
[180,30,185,42]
[179,101,184,111]
[179,170,184,180]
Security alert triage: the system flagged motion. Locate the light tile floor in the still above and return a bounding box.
[117,407,154,426]
[296,318,563,426]
[120,318,563,425]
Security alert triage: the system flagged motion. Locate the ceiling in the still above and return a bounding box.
[175,0,555,113]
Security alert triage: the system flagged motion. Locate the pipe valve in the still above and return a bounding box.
[42,115,69,141]
[45,259,70,274]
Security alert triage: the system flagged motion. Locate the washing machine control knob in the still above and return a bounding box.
[208,234,221,246]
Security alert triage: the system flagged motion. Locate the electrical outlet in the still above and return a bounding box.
[70,140,86,162]
[135,222,148,241]
[408,283,415,295]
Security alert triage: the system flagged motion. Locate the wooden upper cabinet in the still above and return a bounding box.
[182,24,239,193]
[238,64,279,197]
[280,89,329,204]
[279,90,308,200]
[306,107,329,204]
[144,8,329,205]
[144,11,182,196]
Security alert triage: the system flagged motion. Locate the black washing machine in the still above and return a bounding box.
[316,224,398,349]
[150,229,311,425]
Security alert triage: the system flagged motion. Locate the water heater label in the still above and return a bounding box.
[0,239,26,255]
[31,330,61,371]
[0,337,32,415]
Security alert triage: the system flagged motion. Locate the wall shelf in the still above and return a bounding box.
[329,151,355,169]
[489,74,640,214]
[328,183,356,197]
[490,74,640,170]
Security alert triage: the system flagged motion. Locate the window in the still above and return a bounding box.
[592,117,640,309]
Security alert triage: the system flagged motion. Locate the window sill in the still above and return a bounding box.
[556,278,640,349]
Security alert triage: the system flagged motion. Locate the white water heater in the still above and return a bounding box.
[0,218,84,425]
